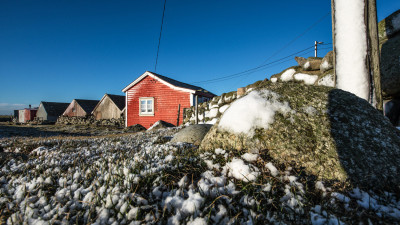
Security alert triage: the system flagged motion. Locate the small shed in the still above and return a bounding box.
[122,71,215,129]
[22,107,38,123]
[36,101,70,122]
[63,99,99,117]
[92,94,125,120]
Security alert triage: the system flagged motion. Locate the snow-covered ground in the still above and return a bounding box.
[1,128,400,224]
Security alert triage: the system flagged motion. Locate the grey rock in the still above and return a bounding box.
[125,124,146,132]
[148,120,175,131]
[378,9,400,40]
[380,34,400,98]
[200,82,400,191]
[171,124,212,145]
[295,57,307,67]
[303,57,322,71]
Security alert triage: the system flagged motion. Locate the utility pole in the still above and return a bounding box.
[195,95,198,124]
[314,41,324,57]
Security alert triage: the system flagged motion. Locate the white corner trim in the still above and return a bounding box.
[125,92,128,127]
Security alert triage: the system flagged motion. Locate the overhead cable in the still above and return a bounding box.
[154,0,167,72]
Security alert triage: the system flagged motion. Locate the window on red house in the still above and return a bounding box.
[139,97,154,116]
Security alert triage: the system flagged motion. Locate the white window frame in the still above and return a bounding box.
[139,97,154,116]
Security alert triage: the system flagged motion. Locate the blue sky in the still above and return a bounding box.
[0,0,399,114]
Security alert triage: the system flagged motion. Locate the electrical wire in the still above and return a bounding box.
[154,0,167,72]
[191,12,331,85]
[193,48,316,84]
[191,46,314,84]
[259,12,331,65]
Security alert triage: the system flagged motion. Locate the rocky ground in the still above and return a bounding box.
[1,124,400,224]
[0,123,138,139]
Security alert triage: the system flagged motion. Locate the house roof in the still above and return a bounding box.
[40,102,69,117]
[122,71,215,97]
[75,99,100,114]
[92,94,125,113]
[107,94,125,111]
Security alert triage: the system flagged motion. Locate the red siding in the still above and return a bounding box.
[126,76,191,129]
[24,109,37,122]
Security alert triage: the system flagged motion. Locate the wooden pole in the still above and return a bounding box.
[176,104,181,126]
[195,95,198,124]
[366,0,383,112]
[331,0,337,86]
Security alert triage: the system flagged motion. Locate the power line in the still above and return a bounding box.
[191,12,331,85]
[191,46,314,84]
[260,12,331,65]
[192,48,316,84]
[154,0,167,72]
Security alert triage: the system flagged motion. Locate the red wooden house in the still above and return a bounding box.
[122,71,215,129]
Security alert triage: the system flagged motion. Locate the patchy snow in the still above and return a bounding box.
[205,118,218,125]
[219,104,230,113]
[294,73,318,85]
[320,61,330,71]
[241,153,259,162]
[335,0,369,100]
[317,74,335,87]
[271,77,278,83]
[219,90,292,135]
[223,158,259,182]
[2,127,400,224]
[266,162,279,177]
[303,61,311,70]
[205,108,219,119]
[280,68,296,81]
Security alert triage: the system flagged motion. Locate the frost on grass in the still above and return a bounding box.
[223,158,259,182]
[218,90,292,135]
[2,125,400,224]
[335,0,369,100]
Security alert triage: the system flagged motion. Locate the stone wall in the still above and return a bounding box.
[183,91,238,125]
[56,116,124,127]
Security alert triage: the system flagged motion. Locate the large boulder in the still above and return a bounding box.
[378,9,400,41]
[147,120,175,131]
[379,10,400,98]
[200,82,400,191]
[171,124,212,145]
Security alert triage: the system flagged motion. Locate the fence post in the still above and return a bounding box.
[195,95,198,124]
[176,104,181,126]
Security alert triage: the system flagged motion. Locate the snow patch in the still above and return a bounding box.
[294,73,318,85]
[241,153,258,162]
[223,158,259,182]
[317,74,335,87]
[280,69,296,81]
[218,90,292,135]
[266,162,279,177]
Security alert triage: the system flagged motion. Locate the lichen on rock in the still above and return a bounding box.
[200,82,400,191]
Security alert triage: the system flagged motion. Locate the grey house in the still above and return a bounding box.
[36,101,70,122]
